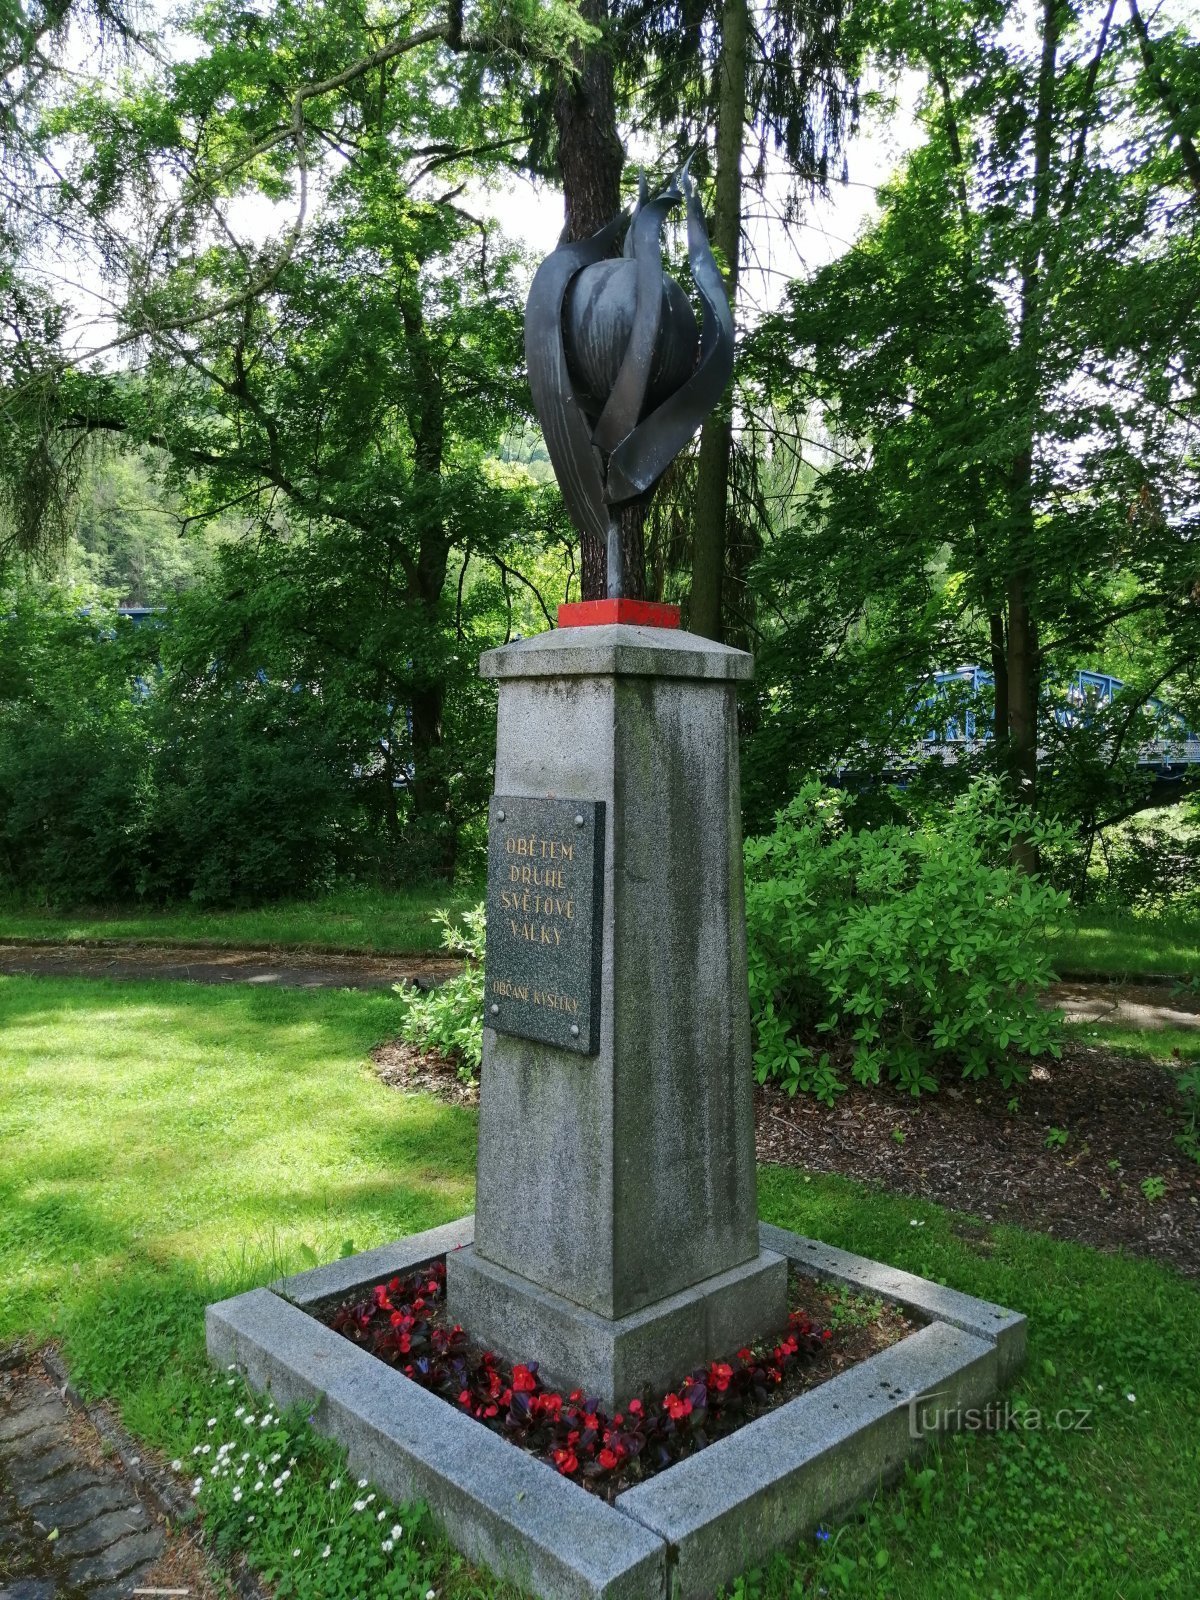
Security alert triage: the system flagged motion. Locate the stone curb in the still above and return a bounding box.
[272,1215,477,1309]
[206,1214,1026,1599]
[206,1287,665,1600]
[616,1321,997,1597]
[757,1224,1028,1384]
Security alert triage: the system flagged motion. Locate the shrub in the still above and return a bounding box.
[398,904,485,1080]
[0,584,158,901]
[744,781,1068,1101]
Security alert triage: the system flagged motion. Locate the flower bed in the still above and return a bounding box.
[319,1257,917,1499]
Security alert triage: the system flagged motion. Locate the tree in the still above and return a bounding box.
[1,0,592,872]
[616,0,859,636]
[745,0,1200,856]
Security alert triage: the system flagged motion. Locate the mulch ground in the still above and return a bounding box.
[372,1033,1200,1280]
[755,1040,1200,1279]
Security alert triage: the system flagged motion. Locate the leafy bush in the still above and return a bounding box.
[0,584,158,901]
[744,782,1068,1101]
[398,904,485,1079]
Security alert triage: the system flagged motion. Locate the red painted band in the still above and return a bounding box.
[557,600,682,630]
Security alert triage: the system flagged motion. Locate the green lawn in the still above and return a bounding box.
[1,975,1197,1598]
[1046,906,1200,979]
[0,884,478,954]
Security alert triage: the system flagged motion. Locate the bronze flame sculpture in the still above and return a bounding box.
[525,165,734,599]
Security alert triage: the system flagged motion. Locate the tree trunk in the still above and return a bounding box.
[688,0,747,641]
[1006,566,1040,873]
[1001,0,1061,871]
[400,292,456,877]
[552,0,634,600]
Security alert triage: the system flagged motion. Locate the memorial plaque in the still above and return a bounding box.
[484,794,605,1055]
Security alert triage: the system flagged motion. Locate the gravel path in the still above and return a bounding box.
[0,942,460,991]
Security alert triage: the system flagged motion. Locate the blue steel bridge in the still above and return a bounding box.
[863,664,1200,803]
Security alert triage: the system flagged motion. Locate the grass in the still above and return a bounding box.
[0,884,479,955]
[1,974,1198,1598]
[1046,906,1200,979]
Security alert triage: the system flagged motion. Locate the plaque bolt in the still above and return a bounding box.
[574,813,584,826]
[490,1003,500,1015]
[570,1023,580,1037]
[496,808,506,822]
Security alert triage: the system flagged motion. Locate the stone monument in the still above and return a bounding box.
[208,165,1026,1600]
[444,164,785,1406]
[444,627,787,1407]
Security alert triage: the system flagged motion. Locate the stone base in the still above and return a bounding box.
[445,1244,788,1410]
[207,1215,1027,1600]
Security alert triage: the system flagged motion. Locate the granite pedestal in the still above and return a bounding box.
[444,625,786,1406]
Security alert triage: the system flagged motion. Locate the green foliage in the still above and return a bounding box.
[741,0,1200,846]
[4,973,1199,1599]
[398,903,486,1080]
[189,1392,443,1600]
[744,782,1067,1100]
[0,583,157,900]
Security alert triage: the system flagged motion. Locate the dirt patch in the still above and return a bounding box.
[756,1040,1200,1278]
[0,941,462,991]
[372,1039,479,1105]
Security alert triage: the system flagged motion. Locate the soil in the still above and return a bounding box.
[0,941,461,990]
[372,1039,479,1105]
[372,1029,1200,1280]
[755,1040,1200,1279]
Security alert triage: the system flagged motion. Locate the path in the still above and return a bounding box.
[1050,979,1200,1031]
[5,945,1195,1029]
[0,943,460,991]
[0,1368,165,1600]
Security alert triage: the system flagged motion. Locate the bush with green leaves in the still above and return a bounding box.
[744,782,1069,1102]
[398,904,485,1080]
[0,583,158,901]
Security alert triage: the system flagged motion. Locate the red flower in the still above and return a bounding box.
[822,1329,832,1340]
[598,1447,619,1471]
[737,1347,754,1363]
[551,1448,578,1475]
[628,1398,643,1417]
[396,1333,411,1355]
[568,1389,585,1403]
[663,1393,692,1422]
[567,1428,580,1446]
[457,1389,471,1407]
[512,1364,537,1393]
[584,1412,600,1431]
[372,1285,394,1311]
[532,1392,563,1421]
[709,1362,734,1393]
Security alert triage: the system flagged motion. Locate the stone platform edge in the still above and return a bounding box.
[206,1216,1026,1600]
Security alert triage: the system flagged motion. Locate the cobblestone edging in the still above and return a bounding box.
[0,1352,165,1599]
[0,1347,267,1600]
